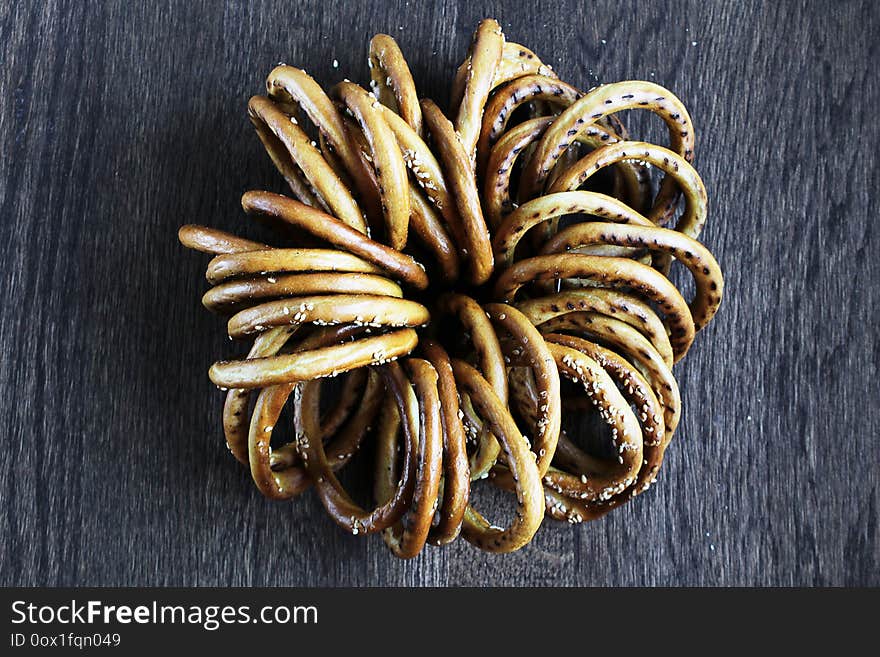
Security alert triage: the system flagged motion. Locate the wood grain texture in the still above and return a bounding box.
[0,0,877,587]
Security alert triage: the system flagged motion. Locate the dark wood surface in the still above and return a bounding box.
[1,0,877,587]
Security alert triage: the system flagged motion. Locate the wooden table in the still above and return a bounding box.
[1,0,876,586]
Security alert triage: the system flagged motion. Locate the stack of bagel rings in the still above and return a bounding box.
[179,19,723,557]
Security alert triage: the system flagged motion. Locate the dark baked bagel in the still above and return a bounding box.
[179,18,724,557]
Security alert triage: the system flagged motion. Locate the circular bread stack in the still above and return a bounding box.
[179,18,723,557]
